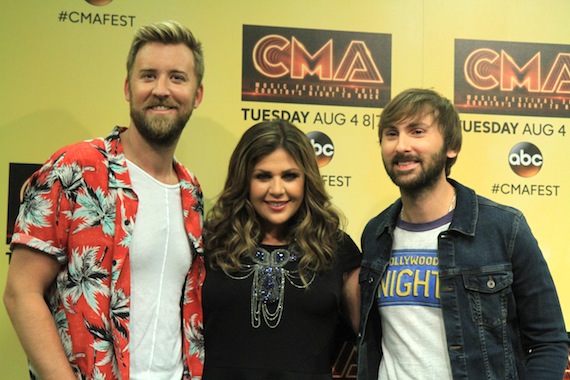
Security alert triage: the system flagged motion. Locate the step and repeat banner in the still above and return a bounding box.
[1,1,569,378]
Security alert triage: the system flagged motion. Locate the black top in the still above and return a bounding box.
[202,232,361,380]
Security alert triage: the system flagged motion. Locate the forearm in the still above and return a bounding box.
[342,267,361,333]
[4,246,76,380]
[4,291,76,380]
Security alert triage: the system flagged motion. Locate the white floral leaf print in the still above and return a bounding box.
[16,179,53,235]
[20,236,59,257]
[110,289,129,339]
[183,272,197,305]
[179,179,196,192]
[181,179,204,215]
[118,207,134,248]
[53,309,69,332]
[48,162,91,203]
[96,139,128,189]
[185,314,204,362]
[91,367,108,380]
[111,258,122,283]
[60,246,109,314]
[187,231,203,255]
[85,314,119,376]
[73,187,116,236]
[52,310,87,373]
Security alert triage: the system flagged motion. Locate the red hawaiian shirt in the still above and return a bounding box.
[11,127,205,379]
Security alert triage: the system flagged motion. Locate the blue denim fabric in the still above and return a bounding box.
[357,179,569,380]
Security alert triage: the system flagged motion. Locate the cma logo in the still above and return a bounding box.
[307,131,334,167]
[252,35,384,83]
[508,142,543,177]
[464,48,570,93]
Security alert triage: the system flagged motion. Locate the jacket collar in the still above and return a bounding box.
[374,178,478,238]
[447,179,477,237]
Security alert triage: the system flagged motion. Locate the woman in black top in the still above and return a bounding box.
[202,119,361,379]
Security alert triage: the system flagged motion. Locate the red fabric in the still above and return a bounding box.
[12,127,204,379]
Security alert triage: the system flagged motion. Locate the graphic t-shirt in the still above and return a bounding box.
[377,212,453,380]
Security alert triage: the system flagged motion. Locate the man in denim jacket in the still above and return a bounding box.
[357,88,569,379]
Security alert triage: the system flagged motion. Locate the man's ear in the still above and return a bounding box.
[447,149,458,159]
[124,77,131,102]
[193,84,204,109]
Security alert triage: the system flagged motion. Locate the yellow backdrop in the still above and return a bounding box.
[1,1,568,378]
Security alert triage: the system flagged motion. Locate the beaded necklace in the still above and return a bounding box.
[224,245,315,328]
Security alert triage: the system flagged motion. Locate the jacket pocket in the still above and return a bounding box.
[462,265,513,328]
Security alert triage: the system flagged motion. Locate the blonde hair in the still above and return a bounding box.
[126,20,204,85]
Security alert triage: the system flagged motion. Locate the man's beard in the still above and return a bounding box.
[384,146,447,194]
[130,100,193,147]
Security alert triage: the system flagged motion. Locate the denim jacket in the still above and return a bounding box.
[357,179,569,380]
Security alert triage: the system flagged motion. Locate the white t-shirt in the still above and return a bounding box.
[127,160,192,380]
[377,212,453,380]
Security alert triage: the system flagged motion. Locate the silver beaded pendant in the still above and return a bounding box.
[225,246,315,328]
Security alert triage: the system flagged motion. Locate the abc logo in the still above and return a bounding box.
[306,131,334,167]
[508,142,543,177]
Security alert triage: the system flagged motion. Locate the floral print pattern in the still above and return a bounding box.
[12,127,205,379]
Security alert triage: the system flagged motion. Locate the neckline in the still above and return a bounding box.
[397,209,454,232]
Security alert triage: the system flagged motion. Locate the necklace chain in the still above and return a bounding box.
[224,246,315,329]
[448,190,457,212]
[400,189,456,221]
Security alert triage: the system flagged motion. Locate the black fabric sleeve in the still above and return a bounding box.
[337,231,362,273]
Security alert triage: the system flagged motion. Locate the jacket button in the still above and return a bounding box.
[487,276,496,289]
[368,277,374,284]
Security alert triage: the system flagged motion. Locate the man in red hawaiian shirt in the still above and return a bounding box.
[4,20,205,379]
